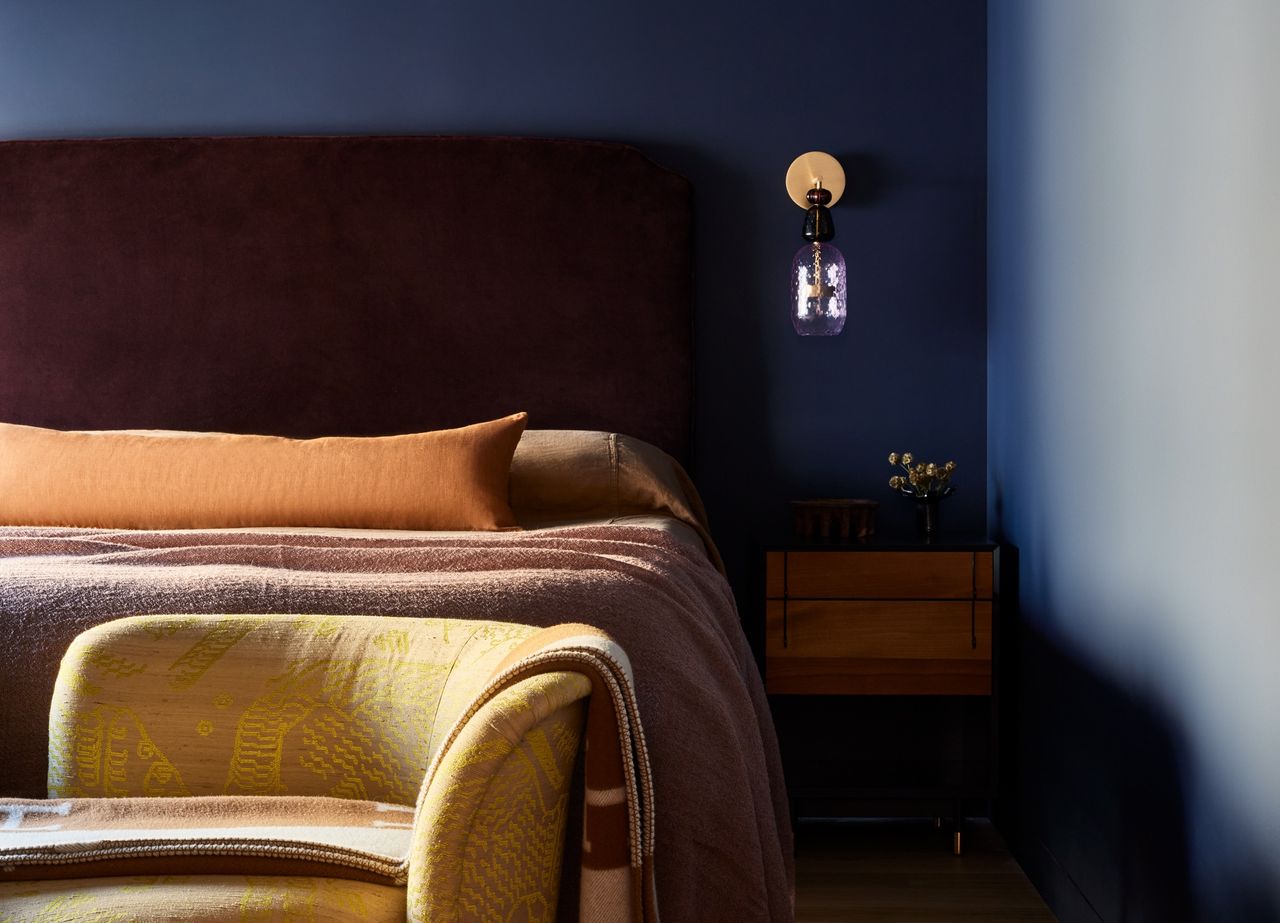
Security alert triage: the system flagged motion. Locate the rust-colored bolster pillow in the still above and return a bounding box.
[0,414,527,531]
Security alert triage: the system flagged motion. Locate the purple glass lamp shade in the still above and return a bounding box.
[790,241,847,336]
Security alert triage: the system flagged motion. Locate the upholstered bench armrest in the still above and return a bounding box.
[408,670,591,922]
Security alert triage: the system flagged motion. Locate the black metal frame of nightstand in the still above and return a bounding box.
[757,533,1004,856]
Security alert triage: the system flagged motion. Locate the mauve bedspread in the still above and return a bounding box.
[0,522,793,920]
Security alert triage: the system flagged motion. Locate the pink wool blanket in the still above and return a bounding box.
[0,524,793,921]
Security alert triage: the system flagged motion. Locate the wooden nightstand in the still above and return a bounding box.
[762,536,1001,853]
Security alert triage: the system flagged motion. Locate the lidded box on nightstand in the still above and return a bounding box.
[790,499,878,542]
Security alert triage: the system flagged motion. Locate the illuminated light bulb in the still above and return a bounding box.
[790,240,847,335]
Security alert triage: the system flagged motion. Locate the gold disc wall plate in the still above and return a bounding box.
[786,151,845,208]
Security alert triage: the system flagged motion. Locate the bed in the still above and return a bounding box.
[0,136,792,920]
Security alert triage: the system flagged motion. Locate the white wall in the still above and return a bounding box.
[989,0,1280,910]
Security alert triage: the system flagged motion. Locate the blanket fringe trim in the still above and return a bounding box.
[417,625,658,922]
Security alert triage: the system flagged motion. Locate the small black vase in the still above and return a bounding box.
[915,498,940,536]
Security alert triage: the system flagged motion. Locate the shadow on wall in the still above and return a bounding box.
[997,571,1279,923]
[641,140,788,601]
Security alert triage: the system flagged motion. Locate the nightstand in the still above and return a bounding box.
[762,536,1000,853]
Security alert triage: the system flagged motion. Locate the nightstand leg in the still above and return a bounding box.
[952,796,964,855]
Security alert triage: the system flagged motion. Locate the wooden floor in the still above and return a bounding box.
[795,818,1058,922]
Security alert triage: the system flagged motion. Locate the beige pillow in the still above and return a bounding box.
[509,430,724,571]
[0,414,526,531]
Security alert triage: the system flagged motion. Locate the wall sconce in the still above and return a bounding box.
[786,152,847,336]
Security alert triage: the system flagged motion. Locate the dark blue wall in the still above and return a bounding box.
[0,0,989,588]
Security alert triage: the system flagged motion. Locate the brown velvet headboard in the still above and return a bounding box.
[0,136,693,461]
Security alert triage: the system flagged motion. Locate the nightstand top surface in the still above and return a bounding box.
[760,533,997,552]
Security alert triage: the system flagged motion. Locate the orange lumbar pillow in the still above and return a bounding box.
[0,414,527,531]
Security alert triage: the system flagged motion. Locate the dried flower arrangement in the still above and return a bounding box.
[888,452,956,500]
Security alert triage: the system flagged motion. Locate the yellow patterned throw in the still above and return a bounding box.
[0,614,656,923]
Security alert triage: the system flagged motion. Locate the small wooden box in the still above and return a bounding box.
[790,499,878,542]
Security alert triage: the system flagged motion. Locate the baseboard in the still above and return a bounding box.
[1006,828,1105,923]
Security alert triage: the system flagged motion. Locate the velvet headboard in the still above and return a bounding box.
[0,137,693,461]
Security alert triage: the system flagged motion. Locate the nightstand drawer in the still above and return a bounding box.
[765,599,992,695]
[766,551,992,600]
[771,600,991,659]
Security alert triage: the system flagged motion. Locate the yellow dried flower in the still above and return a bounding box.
[884,450,957,500]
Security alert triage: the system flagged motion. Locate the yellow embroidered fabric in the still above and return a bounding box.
[27,614,594,922]
[409,672,589,922]
[49,615,537,803]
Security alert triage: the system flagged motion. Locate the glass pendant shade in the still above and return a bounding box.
[790,241,847,336]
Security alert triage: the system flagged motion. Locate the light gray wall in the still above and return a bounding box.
[990,0,1280,915]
